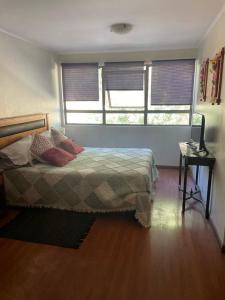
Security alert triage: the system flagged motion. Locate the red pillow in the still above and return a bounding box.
[60,139,84,155]
[41,147,75,167]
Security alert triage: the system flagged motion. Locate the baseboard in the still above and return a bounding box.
[209,219,225,253]
[157,165,179,169]
[188,168,224,254]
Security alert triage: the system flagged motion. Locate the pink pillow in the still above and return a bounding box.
[41,147,75,167]
[30,134,76,166]
[60,139,84,155]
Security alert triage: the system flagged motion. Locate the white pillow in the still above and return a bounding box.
[0,135,33,166]
[51,127,67,146]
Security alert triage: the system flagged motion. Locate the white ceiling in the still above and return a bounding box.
[0,0,224,53]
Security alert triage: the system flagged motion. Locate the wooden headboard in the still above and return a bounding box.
[0,113,49,149]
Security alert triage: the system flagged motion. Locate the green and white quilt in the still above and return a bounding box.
[4,148,158,227]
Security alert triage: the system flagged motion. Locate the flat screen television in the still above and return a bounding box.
[203,111,220,155]
[190,113,205,150]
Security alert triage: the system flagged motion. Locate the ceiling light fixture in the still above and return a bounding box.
[110,23,133,35]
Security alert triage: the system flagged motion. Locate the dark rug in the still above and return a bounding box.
[0,208,95,249]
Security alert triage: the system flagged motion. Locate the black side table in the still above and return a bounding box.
[178,142,215,219]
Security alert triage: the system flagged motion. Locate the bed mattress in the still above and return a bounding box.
[3,147,158,227]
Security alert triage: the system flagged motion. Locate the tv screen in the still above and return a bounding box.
[203,110,220,155]
[191,113,205,150]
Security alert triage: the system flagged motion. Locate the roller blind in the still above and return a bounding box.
[151,59,195,105]
[62,63,99,101]
[104,61,144,91]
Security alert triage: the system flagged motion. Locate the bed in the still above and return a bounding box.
[0,114,158,227]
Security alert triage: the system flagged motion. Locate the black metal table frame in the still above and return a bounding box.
[178,144,215,219]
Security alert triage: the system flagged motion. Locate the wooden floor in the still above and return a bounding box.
[0,168,225,300]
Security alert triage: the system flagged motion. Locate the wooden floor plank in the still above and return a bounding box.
[0,168,225,300]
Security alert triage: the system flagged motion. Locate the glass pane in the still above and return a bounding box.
[66,100,103,110]
[65,68,103,110]
[148,105,191,111]
[147,113,189,125]
[66,113,102,124]
[192,113,202,126]
[106,113,144,125]
[105,90,144,111]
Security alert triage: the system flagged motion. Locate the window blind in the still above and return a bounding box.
[62,63,99,101]
[151,59,195,105]
[104,61,144,91]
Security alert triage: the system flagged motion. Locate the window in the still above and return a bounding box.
[147,59,195,125]
[62,59,195,125]
[104,62,145,125]
[62,63,103,124]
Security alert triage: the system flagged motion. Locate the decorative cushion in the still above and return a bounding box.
[41,128,64,141]
[0,135,33,166]
[60,139,84,155]
[30,134,76,166]
[30,134,53,158]
[41,147,75,167]
[51,128,84,155]
[51,128,66,146]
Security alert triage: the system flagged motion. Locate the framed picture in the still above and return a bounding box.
[200,59,209,102]
[210,47,224,105]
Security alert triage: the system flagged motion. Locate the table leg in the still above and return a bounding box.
[195,165,199,187]
[178,152,182,188]
[182,162,188,214]
[206,166,213,219]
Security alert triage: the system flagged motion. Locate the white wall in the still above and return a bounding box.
[66,125,191,166]
[0,31,61,126]
[197,6,225,245]
[60,48,196,166]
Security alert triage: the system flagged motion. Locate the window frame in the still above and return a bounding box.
[62,63,194,126]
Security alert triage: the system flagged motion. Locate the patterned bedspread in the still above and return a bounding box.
[3,148,158,227]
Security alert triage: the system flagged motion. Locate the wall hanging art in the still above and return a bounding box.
[210,47,224,105]
[199,59,209,102]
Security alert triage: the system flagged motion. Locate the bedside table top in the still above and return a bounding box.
[179,142,215,167]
